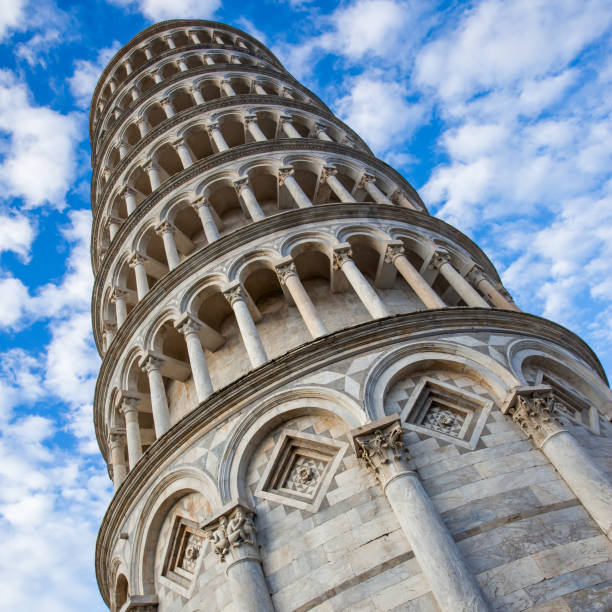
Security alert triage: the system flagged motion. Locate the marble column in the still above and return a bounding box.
[282,87,295,99]
[468,265,520,311]
[359,173,392,205]
[430,250,489,308]
[103,322,117,349]
[121,187,137,215]
[152,70,163,84]
[118,140,130,159]
[155,222,181,270]
[130,87,139,102]
[279,166,312,208]
[144,46,153,60]
[137,118,150,137]
[124,60,133,75]
[314,123,333,141]
[160,97,175,118]
[109,79,117,93]
[385,242,445,309]
[322,167,356,203]
[177,58,188,72]
[234,178,265,221]
[391,189,418,210]
[188,30,201,44]
[177,315,214,402]
[280,115,301,138]
[191,196,220,242]
[253,81,267,95]
[108,432,127,490]
[352,416,490,612]
[111,288,128,326]
[502,386,612,540]
[164,34,176,49]
[107,216,121,241]
[204,55,216,65]
[128,252,149,299]
[207,122,230,152]
[245,114,267,142]
[141,354,170,438]
[143,160,162,191]
[275,259,327,338]
[333,245,389,319]
[223,284,267,368]
[202,505,274,612]
[173,137,196,168]
[190,86,205,105]
[120,396,143,468]
[221,79,236,96]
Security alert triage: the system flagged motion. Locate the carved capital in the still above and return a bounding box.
[223,284,246,306]
[384,243,405,264]
[141,354,164,374]
[159,96,171,107]
[332,245,353,270]
[314,123,328,135]
[233,177,250,193]
[206,121,220,133]
[103,321,117,334]
[501,386,566,448]
[154,221,175,236]
[108,431,125,450]
[120,186,135,199]
[201,504,259,568]
[277,166,295,185]
[275,260,297,285]
[142,159,158,174]
[128,252,146,267]
[171,137,187,149]
[120,395,140,417]
[351,416,410,488]
[111,287,129,303]
[430,249,451,270]
[320,166,337,183]
[358,173,376,189]
[190,194,208,210]
[176,314,201,336]
[279,114,293,124]
[467,264,486,285]
[244,113,258,125]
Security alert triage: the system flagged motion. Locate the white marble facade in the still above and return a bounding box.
[91,19,612,612]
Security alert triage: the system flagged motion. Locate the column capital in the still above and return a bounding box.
[244,113,258,125]
[175,314,202,336]
[159,96,171,106]
[206,121,220,133]
[233,177,250,192]
[201,503,260,568]
[358,172,376,189]
[223,283,246,306]
[154,220,175,236]
[501,385,566,448]
[277,165,295,185]
[140,353,164,374]
[274,259,297,285]
[111,287,129,302]
[332,244,353,270]
[467,264,486,285]
[384,241,405,264]
[120,186,136,199]
[136,116,149,127]
[128,251,147,267]
[190,194,209,210]
[314,122,328,135]
[351,415,411,489]
[430,249,451,270]
[103,321,117,333]
[279,114,294,123]
[108,430,125,450]
[321,166,337,182]
[142,159,159,174]
[105,216,121,230]
[171,136,187,149]
[120,394,140,416]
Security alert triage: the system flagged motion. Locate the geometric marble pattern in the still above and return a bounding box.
[255,429,348,513]
[388,375,494,450]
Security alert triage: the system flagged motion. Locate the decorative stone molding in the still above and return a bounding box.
[201,504,260,567]
[501,384,566,448]
[140,354,164,374]
[223,283,246,306]
[320,165,337,183]
[332,245,352,270]
[352,415,411,489]
[176,314,202,336]
[358,172,376,189]
[274,260,297,285]
[128,251,147,267]
[277,165,295,185]
[430,248,451,270]
[154,221,175,235]
[384,242,405,264]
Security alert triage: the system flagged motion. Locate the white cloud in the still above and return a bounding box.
[111,0,221,21]
[0,213,35,261]
[0,0,27,40]
[0,277,30,328]
[0,71,82,209]
[335,75,425,155]
[69,43,121,108]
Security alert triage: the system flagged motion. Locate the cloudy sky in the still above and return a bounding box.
[0,0,610,608]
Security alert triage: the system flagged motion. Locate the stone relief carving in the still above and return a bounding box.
[203,505,259,565]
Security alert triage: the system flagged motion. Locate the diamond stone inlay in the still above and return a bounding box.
[255,429,348,512]
[423,405,465,436]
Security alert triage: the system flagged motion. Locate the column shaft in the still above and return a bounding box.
[227,561,274,612]
[130,257,149,299]
[364,180,392,205]
[225,287,267,368]
[191,87,205,105]
[145,164,162,190]
[109,437,127,490]
[209,126,230,152]
[342,260,389,318]
[182,327,214,402]
[433,253,489,308]
[123,189,137,214]
[159,227,180,270]
[283,174,312,208]
[246,118,267,142]
[281,118,301,138]
[193,200,220,242]
[122,403,143,468]
[235,181,265,221]
[326,173,356,203]
[143,358,170,437]
[113,291,128,326]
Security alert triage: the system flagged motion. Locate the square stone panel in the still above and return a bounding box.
[399,377,493,450]
[161,514,206,593]
[255,429,348,512]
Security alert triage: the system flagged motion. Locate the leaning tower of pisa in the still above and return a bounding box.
[91,19,612,612]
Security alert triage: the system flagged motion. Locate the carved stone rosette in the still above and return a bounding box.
[501,385,566,448]
[201,504,260,570]
[351,415,412,489]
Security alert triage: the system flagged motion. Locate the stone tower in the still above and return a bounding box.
[91,19,612,612]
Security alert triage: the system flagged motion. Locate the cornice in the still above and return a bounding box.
[92,60,328,159]
[92,94,367,204]
[90,140,424,270]
[91,19,285,132]
[94,307,607,605]
[91,203,454,347]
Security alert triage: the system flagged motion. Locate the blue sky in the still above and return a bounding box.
[0,0,610,608]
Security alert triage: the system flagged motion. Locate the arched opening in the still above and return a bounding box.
[200,80,221,101]
[171,88,194,113]
[161,62,179,80]
[184,125,214,160]
[115,574,128,611]
[140,227,170,285]
[231,77,250,95]
[149,37,167,56]
[172,30,189,48]
[208,183,245,235]
[220,117,246,148]
[145,102,166,128]
[171,203,204,251]
[185,54,204,69]
[124,124,140,146]
[139,74,156,94]
[155,142,183,180]
[131,48,147,70]
[250,170,277,216]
